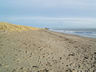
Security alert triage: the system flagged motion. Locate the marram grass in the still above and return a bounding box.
[0,22,40,32]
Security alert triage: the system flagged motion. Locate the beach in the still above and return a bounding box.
[0,29,96,72]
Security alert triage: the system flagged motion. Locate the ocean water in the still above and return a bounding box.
[50,28,96,38]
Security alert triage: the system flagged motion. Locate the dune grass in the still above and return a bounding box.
[0,22,40,32]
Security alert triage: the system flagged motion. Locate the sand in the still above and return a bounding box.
[0,30,96,72]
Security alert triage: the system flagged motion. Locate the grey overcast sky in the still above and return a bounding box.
[0,0,96,28]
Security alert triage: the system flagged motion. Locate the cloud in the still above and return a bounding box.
[0,0,96,18]
[1,16,96,28]
[5,16,96,24]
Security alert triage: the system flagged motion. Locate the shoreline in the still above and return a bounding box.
[49,29,96,39]
[47,30,96,40]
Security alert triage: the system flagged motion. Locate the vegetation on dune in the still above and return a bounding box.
[0,22,40,32]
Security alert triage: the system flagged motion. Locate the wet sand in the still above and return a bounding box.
[0,30,96,72]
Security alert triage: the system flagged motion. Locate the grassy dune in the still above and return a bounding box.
[0,22,39,32]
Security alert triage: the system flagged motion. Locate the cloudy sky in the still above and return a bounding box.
[0,0,96,28]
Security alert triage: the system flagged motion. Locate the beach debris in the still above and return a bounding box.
[60,57,62,60]
[0,64,2,67]
[38,69,49,72]
[12,69,16,72]
[94,52,96,54]
[65,69,72,72]
[84,56,89,59]
[32,66,39,68]
[68,53,75,56]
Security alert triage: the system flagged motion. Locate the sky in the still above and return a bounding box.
[0,0,96,29]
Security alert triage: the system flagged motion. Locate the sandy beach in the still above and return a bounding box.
[1,0,96,71]
[0,29,96,72]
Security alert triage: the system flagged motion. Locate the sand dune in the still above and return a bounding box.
[0,23,96,72]
[0,22,39,32]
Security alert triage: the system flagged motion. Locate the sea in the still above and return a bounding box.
[50,28,96,38]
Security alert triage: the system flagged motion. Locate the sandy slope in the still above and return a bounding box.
[0,22,39,31]
[0,29,96,72]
